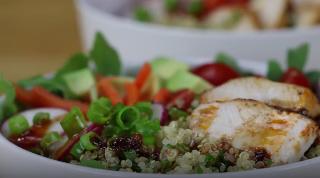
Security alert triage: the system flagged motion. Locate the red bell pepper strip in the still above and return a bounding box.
[124,82,139,106]
[153,88,171,104]
[98,78,123,105]
[134,63,152,90]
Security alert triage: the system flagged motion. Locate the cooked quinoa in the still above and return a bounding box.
[69,117,275,174]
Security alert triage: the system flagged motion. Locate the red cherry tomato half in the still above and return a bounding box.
[191,63,240,86]
[203,0,249,14]
[281,68,310,88]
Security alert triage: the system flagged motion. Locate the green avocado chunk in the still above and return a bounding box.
[63,69,95,96]
[151,57,189,81]
[167,70,212,94]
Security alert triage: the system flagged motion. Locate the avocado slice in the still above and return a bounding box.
[63,69,95,96]
[167,70,212,94]
[151,57,189,81]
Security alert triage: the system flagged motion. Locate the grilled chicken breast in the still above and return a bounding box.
[204,7,259,31]
[190,99,318,164]
[250,0,289,28]
[202,77,320,118]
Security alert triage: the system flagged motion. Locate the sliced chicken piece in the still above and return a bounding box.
[190,99,318,164]
[250,0,289,29]
[204,7,260,31]
[202,77,320,118]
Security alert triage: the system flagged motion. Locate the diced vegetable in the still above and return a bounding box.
[70,142,84,160]
[116,106,140,130]
[188,0,203,15]
[0,77,17,122]
[152,103,169,126]
[31,87,89,114]
[287,43,309,71]
[40,132,62,149]
[60,107,87,138]
[167,70,212,94]
[124,82,139,106]
[134,117,160,145]
[139,72,161,101]
[306,71,320,86]
[15,86,34,106]
[33,112,50,125]
[87,98,112,125]
[153,88,171,104]
[63,69,95,96]
[135,102,153,119]
[169,107,188,120]
[215,52,241,72]
[164,0,178,11]
[150,57,188,82]
[192,63,240,86]
[281,68,310,88]
[98,78,123,105]
[90,32,122,76]
[267,60,283,81]
[167,89,195,110]
[55,53,89,78]
[80,132,97,151]
[8,115,29,136]
[134,6,153,22]
[80,160,105,169]
[124,150,137,161]
[18,75,73,98]
[135,63,152,90]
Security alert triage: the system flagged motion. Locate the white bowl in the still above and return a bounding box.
[75,0,320,69]
[1,58,319,178]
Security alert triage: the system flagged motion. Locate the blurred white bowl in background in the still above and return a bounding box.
[75,0,320,69]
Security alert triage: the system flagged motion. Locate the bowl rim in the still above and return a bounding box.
[1,58,320,177]
[1,126,320,177]
[77,0,320,38]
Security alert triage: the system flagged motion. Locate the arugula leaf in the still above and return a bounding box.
[0,76,17,122]
[55,53,89,77]
[215,52,241,72]
[18,76,74,98]
[287,43,309,71]
[267,60,283,81]
[90,32,122,76]
[306,71,320,86]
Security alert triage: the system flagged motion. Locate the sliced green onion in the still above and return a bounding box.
[143,135,155,145]
[40,132,62,149]
[135,102,152,118]
[80,160,105,169]
[164,0,178,11]
[169,107,188,120]
[60,107,87,138]
[80,132,97,151]
[88,98,112,125]
[33,112,50,125]
[70,142,85,160]
[116,106,140,130]
[134,7,153,22]
[187,0,203,15]
[8,115,30,136]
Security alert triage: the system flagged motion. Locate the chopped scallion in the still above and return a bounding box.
[80,132,97,151]
[60,107,87,138]
[8,115,29,136]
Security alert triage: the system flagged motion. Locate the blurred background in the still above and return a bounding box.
[0,0,80,81]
